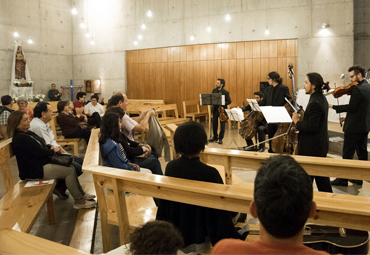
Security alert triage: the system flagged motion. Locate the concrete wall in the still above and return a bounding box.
[0,0,72,99]
[72,0,354,100]
[354,0,370,71]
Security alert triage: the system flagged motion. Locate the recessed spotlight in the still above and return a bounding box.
[86,32,90,38]
[138,34,143,40]
[190,35,194,41]
[134,41,138,45]
[90,40,95,45]
[225,14,231,21]
[14,31,19,37]
[207,26,211,32]
[265,27,269,35]
[71,7,77,15]
[322,23,328,29]
[141,23,146,29]
[147,10,152,17]
[28,37,33,44]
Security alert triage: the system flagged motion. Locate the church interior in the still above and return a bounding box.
[1,0,370,254]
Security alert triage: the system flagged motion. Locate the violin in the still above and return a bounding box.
[330,81,358,98]
[218,106,228,122]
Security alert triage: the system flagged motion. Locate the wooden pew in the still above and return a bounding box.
[183,101,208,122]
[126,99,165,116]
[138,104,189,126]
[0,139,56,233]
[200,147,370,185]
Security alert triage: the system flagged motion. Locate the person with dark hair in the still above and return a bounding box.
[212,155,327,255]
[130,221,184,255]
[240,91,267,152]
[208,78,232,145]
[0,95,14,140]
[74,91,101,128]
[30,102,85,199]
[106,94,124,109]
[329,65,370,187]
[48,83,62,101]
[7,111,96,209]
[292,73,332,192]
[157,121,248,253]
[57,100,91,144]
[85,94,105,117]
[262,72,291,152]
[99,112,151,173]
[105,107,163,175]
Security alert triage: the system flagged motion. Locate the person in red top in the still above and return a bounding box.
[73,92,101,128]
[212,155,330,255]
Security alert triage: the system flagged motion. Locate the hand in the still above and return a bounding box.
[339,117,346,125]
[60,147,67,154]
[292,112,299,124]
[147,109,155,117]
[129,163,140,171]
[50,146,60,153]
[144,144,152,154]
[328,104,333,109]
[139,111,146,119]
[84,115,88,122]
[99,98,104,103]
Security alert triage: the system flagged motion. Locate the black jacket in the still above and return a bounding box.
[262,84,291,106]
[333,79,370,133]
[211,87,231,112]
[12,131,54,180]
[296,91,328,157]
[0,106,14,115]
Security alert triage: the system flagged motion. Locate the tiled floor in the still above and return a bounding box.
[1,122,369,253]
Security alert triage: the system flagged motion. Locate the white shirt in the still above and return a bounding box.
[85,102,105,116]
[29,117,60,148]
[121,114,138,140]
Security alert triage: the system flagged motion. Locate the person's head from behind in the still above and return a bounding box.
[91,95,99,106]
[174,121,207,157]
[7,111,29,138]
[254,92,264,102]
[76,92,87,103]
[106,94,124,110]
[34,102,52,123]
[57,100,71,113]
[99,112,123,144]
[1,95,13,107]
[251,155,316,239]
[130,220,184,255]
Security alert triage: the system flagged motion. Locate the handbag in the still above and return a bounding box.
[78,122,88,129]
[51,151,74,166]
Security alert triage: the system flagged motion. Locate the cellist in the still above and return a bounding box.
[261,72,291,153]
[292,73,332,192]
[240,92,267,152]
[329,66,370,187]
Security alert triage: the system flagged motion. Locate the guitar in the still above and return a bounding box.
[249,224,369,255]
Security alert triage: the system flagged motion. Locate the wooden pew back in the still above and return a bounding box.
[183,101,208,122]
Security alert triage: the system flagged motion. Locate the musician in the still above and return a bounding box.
[208,78,231,145]
[329,65,370,187]
[262,72,291,153]
[292,73,332,192]
[240,92,267,152]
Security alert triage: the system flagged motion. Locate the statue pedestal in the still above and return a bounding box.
[11,85,33,99]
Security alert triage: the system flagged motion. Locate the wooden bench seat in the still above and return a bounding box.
[183,100,208,122]
[0,139,55,233]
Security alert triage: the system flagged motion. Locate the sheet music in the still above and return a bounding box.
[225,108,244,122]
[259,106,292,123]
[246,99,261,111]
[200,94,225,105]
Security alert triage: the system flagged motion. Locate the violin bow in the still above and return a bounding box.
[333,82,343,127]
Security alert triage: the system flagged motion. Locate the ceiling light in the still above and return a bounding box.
[80,18,85,28]
[138,34,143,40]
[90,40,95,45]
[265,26,269,35]
[147,10,152,17]
[141,23,146,29]
[71,7,77,15]
[322,23,328,29]
[14,31,19,37]
[86,30,90,38]
[225,14,231,21]
[27,37,33,44]
[207,26,211,32]
[134,41,138,45]
[190,35,194,41]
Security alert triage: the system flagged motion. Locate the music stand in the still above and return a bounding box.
[224,108,244,149]
[200,93,225,138]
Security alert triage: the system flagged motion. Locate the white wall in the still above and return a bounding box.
[72,0,354,100]
[0,0,73,99]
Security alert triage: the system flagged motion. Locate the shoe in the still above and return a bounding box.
[74,199,97,209]
[244,146,256,151]
[330,178,348,187]
[208,137,218,142]
[258,144,265,153]
[349,180,363,186]
[218,139,223,144]
[257,148,265,152]
[83,193,96,200]
[53,187,69,200]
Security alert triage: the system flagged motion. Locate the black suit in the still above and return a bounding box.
[296,91,332,192]
[211,87,231,140]
[261,84,291,152]
[333,79,370,178]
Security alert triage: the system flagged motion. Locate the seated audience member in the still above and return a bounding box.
[99,112,151,174]
[105,107,163,175]
[57,100,91,144]
[130,221,184,255]
[108,92,154,140]
[7,111,96,209]
[30,102,84,199]
[74,91,101,128]
[0,95,14,139]
[211,155,327,255]
[85,94,105,117]
[156,121,248,253]
[17,97,34,121]
[48,83,62,101]
[86,93,104,105]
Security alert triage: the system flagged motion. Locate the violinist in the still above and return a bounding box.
[262,72,291,153]
[208,79,231,145]
[329,65,370,187]
[292,73,332,192]
[240,92,267,152]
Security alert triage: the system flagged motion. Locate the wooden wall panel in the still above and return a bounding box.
[127,39,298,117]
